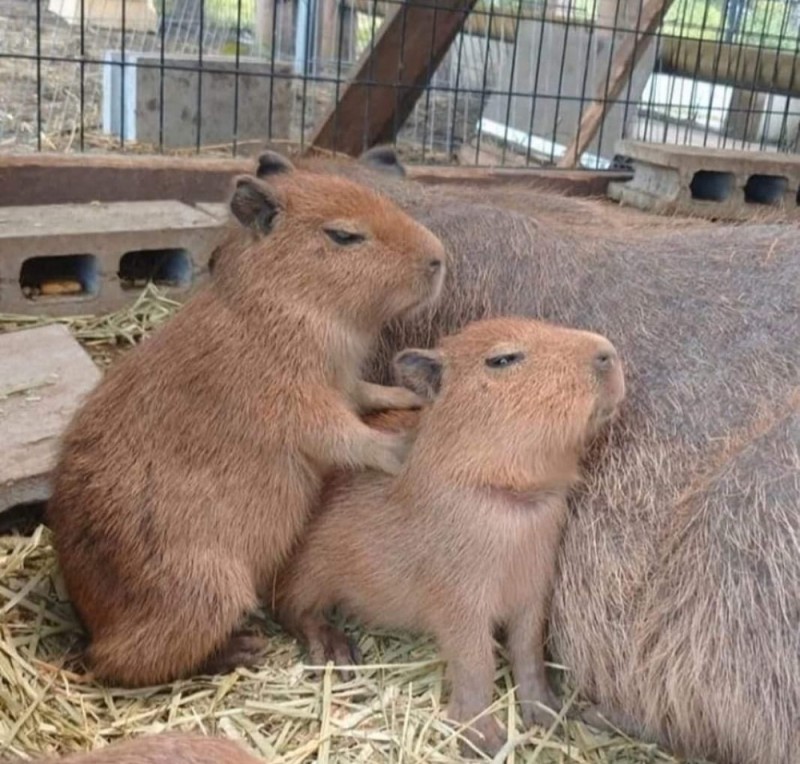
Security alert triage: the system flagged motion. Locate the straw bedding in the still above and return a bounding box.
[0,288,698,764]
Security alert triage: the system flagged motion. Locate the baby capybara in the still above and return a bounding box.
[13,734,261,764]
[45,152,446,687]
[277,317,625,756]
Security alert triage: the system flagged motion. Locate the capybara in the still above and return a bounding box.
[272,147,800,764]
[45,152,446,687]
[10,734,262,764]
[277,317,626,756]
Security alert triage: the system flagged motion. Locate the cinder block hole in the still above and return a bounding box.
[19,254,99,299]
[744,174,787,205]
[118,248,192,290]
[690,170,736,202]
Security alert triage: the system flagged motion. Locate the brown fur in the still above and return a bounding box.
[274,146,800,764]
[13,734,261,764]
[45,153,445,687]
[276,317,625,757]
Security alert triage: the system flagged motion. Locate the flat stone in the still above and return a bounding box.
[0,324,101,514]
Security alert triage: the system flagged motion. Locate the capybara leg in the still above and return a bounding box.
[305,394,412,475]
[440,628,506,757]
[200,631,269,676]
[88,563,257,687]
[506,607,561,728]
[299,613,362,681]
[354,381,424,412]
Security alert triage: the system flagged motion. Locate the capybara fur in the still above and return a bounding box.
[273,146,800,764]
[13,734,261,764]
[45,152,446,687]
[277,317,626,756]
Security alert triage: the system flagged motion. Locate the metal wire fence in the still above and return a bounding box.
[0,0,798,168]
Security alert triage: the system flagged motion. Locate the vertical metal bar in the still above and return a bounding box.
[268,0,279,140]
[361,0,381,155]
[448,22,466,161]
[196,0,205,152]
[474,0,497,164]
[120,0,127,148]
[420,2,440,162]
[35,0,43,150]
[501,0,525,165]
[572,0,599,167]
[298,0,316,149]
[680,0,712,147]
[159,0,167,151]
[332,0,347,153]
[551,5,575,163]
[526,0,552,165]
[233,0,243,154]
[79,0,86,150]
[620,0,647,156]
[394,0,411,154]
[596,0,625,158]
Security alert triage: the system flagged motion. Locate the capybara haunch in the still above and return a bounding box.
[277,317,626,756]
[279,147,800,764]
[45,152,445,687]
[15,734,261,764]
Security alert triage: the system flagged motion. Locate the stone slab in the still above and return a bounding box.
[0,324,101,514]
[0,200,223,316]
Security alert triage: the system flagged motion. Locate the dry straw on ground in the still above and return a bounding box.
[0,290,699,764]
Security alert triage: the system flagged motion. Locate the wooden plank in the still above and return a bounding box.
[557,0,676,169]
[309,0,480,156]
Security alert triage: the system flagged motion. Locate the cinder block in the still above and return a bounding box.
[608,140,800,220]
[0,201,223,316]
[0,324,101,514]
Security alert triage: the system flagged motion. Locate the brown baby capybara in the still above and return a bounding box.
[271,147,800,764]
[45,152,446,687]
[277,317,626,756]
[12,734,262,764]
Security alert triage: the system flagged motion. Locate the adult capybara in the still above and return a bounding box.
[9,734,262,764]
[277,317,626,756]
[272,147,800,764]
[45,152,446,687]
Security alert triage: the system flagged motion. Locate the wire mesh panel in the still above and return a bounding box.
[0,0,798,166]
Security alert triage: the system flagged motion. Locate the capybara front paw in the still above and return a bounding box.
[373,432,412,475]
[456,715,507,758]
[307,623,362,681]
[385,385,426,410]
[520,690,562,728]
[201,632,268,676]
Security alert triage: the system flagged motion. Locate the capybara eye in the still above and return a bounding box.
[485,352,525,369]
[324,228,366,246]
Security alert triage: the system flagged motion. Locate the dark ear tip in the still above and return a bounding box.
[360,146,406,176]
[233,174,256,189]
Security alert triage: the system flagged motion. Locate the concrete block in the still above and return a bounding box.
[608,140,800,220]
[102,52,294,148]
[0,201,223,316]
[0,324,101,514]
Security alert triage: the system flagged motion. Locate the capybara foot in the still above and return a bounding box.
[580,704,638,736]
[454,714,507,758]
[520,688,562,728]
[305,622,362,681]
[372,431,413,475]
[201,632,268,676]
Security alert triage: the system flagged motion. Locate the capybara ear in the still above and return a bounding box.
[359,145,407,177]
[256,150,295,179]
[393,348,443,400]
[229,176,284,234]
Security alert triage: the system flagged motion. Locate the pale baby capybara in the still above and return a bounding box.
[13,734,262,764]
[45,152,445,687]
[277,317,626,756]
[276,147,800,764]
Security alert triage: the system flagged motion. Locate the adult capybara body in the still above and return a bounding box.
[14,734,261,764]
[282,148,800,764]
[277,318,626,756]
[46,153,445,687]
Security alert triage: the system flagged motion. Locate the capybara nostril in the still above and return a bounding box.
[593,348,616,373]
[429,258,443,272]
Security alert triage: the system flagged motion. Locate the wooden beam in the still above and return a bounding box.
[557,0,676,168]
[309,0,480,156]
[0,152,626,207]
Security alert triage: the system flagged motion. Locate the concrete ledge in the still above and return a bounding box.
[0,324,101,514]
[609,140,800,220]
[0,201,223,316]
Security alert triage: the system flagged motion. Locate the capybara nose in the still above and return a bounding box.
[429,257,443,272]
[593,348,617,374]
